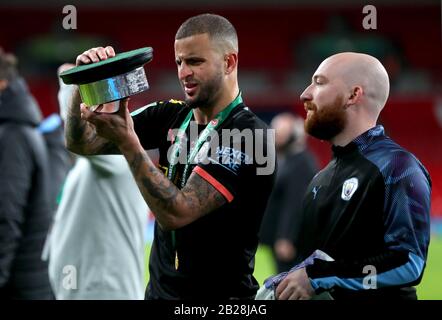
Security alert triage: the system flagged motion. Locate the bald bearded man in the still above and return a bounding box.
[275,52,431,300]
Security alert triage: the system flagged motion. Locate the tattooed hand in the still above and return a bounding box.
[64,45,122,155]
[80,98,140,152]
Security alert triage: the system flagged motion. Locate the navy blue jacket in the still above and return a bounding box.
[0,77,53,299]
[299,126,431,300]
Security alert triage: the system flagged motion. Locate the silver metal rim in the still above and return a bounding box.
[79,67,149,106]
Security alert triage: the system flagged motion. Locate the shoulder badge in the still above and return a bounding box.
[341,177,359,201]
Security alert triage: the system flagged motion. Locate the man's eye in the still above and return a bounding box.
[176,60,182,66]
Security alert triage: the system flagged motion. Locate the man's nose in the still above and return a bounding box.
[178,63,193,80]
[300,85,313,102]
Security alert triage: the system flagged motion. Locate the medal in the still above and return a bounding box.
[168,93,243,273]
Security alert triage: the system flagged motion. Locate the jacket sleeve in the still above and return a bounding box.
[0,128,35,286]
[306,153,431,293]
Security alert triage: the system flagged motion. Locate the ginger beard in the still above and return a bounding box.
[304,94,347,141]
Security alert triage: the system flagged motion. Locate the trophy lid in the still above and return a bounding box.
[59,47,153,85]
[59,47,153,106]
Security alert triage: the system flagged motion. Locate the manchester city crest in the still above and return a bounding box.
[341,177,359,201]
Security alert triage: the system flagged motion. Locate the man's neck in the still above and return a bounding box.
[330,122,376,147]
[193,87,239,125]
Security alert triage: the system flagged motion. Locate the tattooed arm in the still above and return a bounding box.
[65,87,120,155]
[123,144,226,230]
[76,66,226,228]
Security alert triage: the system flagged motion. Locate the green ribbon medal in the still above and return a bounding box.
[167,93,243,270]
[167,93,243,188]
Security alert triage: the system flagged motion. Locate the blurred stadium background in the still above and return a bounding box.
[1,0,440,299]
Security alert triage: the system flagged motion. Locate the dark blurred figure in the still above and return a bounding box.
[0,48,53,299]
[260,113,319,273]
[38,112,72,212]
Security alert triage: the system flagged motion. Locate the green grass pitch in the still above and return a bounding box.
[144,236,442,299]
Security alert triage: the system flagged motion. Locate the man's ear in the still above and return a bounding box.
[347,86,363,106]
[0,79,9,92]
[224,52,238,75]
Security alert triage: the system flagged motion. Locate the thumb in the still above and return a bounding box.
[80,103,96,122]
[117,98,131,116]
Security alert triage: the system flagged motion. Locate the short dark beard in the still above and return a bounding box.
[185,70,224,109]
[304,95,347,141]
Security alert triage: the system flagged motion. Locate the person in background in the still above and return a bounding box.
[47,64,148,299]
[0,48,53,299]
[38,110,72,212]
[276,52,431,300]
[260,113,319,273]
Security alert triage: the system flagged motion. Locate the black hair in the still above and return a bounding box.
[175,13,238,52]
